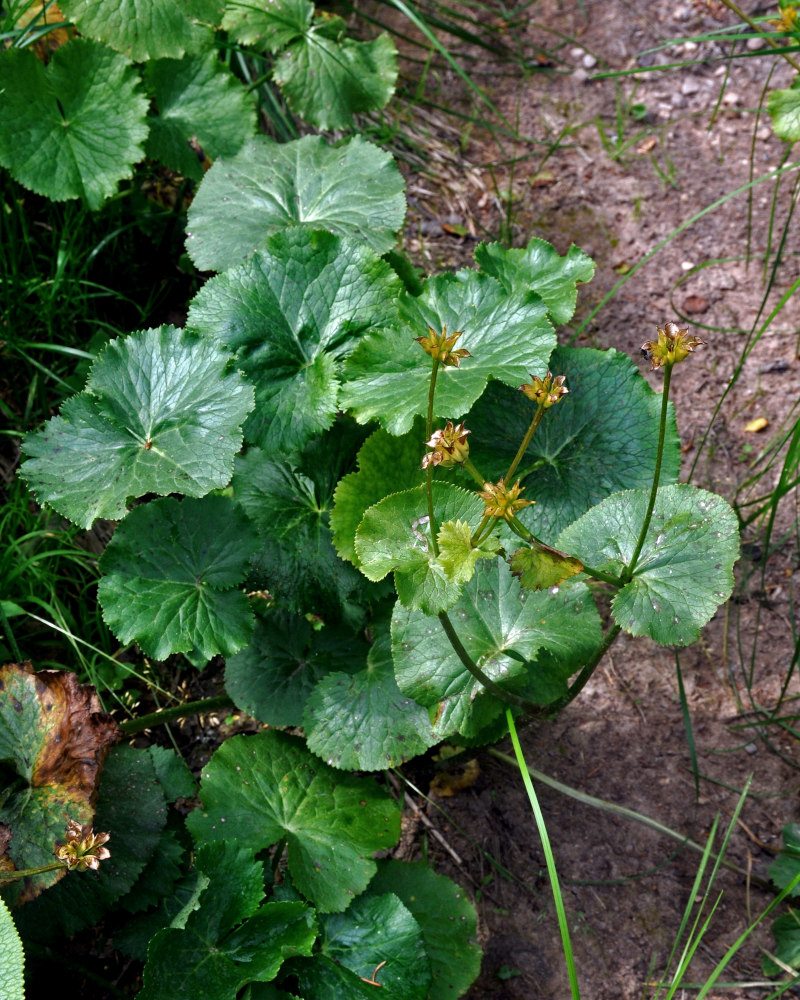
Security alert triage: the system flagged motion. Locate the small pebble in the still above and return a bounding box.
[746,36,765,50]
[582,53,597,69]
[681,78,700,96]
[681,261,696,271]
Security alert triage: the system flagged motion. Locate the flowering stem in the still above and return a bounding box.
[426,358,441,558]
[118,694,234,735]
[470,514,494,547]
[437,611,538,715]
[505,403,545,484]
[622,361,673,582]
[0,861,66,882]
[462,457,487,488]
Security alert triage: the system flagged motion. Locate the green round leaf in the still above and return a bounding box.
[0,897,24,1000]
[340,271,554,435]
[370,860,481,1000]
[392,562,602,738]
[767,87,800,142]
[304,629,436,771]
[225,612,368,727]
[186,730,402,912]
[186,134,407,271]
[60,0,222,60]
[274,29,397,130]
[557,484,740,646]
[466,346,681,544]
[355,483,485,614]
[21,326,254,529]
[221,0,313,50]
[145,52,256,181]
[0,41,148,209]
[98,496,258,661]
[474,236,595,326]
[188,230,400,454]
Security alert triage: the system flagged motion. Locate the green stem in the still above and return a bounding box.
[623,361,672,582]
[437,611,538,715]
[507,515,624,586]
[462,456,487,488]
[118,695,234,735]
[718,0,800,72]
[505,403,545,484]
[426,359,441,558]
[547,624,621,716]
[470,514,495,547]
[0,861,65,882]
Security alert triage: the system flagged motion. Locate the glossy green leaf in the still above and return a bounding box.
[767,86,800,142]
[274,25,397,129]
[0,41,147,209]
[21,326,253,529]
[466,346,680,544]
[188,230,400,453]
[437,519,501,584]
[369,860,481,1000]
[340,271,554,435]
[0,897,24,1000]
[185,135,406,271]
[557,484,739,646]
[473,236,595,326]
[60,0,221,60]
[114,869,209,962]
[304,629,436,770]
[145,52,256,180]
[139,843,317,1000]
[222,0,312,49]
[187,730,401,912]
[355,483,484,614]
[392,562,602,738]
[98,496,258,661]
[225,612,367,727]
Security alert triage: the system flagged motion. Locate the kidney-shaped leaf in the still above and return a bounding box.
[340,270,554,435]
[21,326,254,529]
[98,496,258,661]
[185,134,407,271]
[557,484,740,646]
[222,0,313,50]
[188,229,400,454]
[186,730,401,912]
[0,41,148,210]
[768,86,800,143]
[392,562,602,738]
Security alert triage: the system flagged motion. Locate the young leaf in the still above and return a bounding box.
[392,562,602,738]
[187,230,400,454]
[0,897,24,1000]
[145,52,257,181]
[225,612,368,728]
[437,519,501,584]
[474,236,595,326]
[304,628,436,770]
[274,24,398,130]
[21,326,254,529]
[0,663,119,905]
[289,892,431,999]
[59,0,221,60]
[187,730,401,912]
[222,0,313,50]
[0,41,148,210]
[369,860,481,1000]
[355,483,485,614]
[185,135,406,271]
[466,346,680,543]
[138,843,317,1000]
[98,496,258,661]
[340,271,554,435]
[767,86,800,142]
[557,484,740,646]
[509,540,583,590]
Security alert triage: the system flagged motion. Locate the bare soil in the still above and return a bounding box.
[388,1,800,996]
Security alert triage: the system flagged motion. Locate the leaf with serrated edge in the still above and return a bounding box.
[304,628,435,771]
[0,897,24,1000]
[186,730,401,912]
[185,135,406,271]
[221,0,312,50]
[355,483,484,614]
[369,860,481,1000]
[466,346,680,544]
[557,484,739,646]
[509,540,583,590]
[0,41,148,210]
[392,562,601,739]
[274,29,397,130]
[187,230,400,454]
[98,496,258,661]
[21,326,254,529]
[145,52,256,181]
[768,87,800,142]
[59,0,221,60]
[340,270,554,435]
[438,519,501,584]
[474,236,595,326]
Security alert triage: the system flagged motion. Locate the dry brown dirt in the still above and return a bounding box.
[386,0,800,996]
